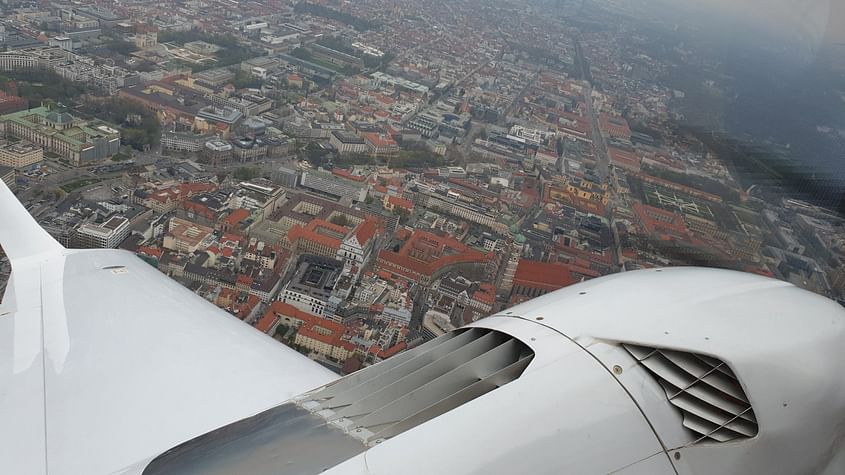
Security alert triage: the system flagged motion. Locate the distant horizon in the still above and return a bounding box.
[824,0,845,44]
[646,0,844,52]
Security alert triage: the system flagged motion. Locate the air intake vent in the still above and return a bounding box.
[297,327,534,446]
[623,344,757,443]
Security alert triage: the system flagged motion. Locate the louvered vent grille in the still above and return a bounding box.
[623,344,757,443]
[297,327,534,446]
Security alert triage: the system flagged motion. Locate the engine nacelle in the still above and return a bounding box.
[140,268,845,475]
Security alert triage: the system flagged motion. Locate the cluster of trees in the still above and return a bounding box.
[303,145,447,170]
[158,30,239,48]
[289,47,357,74]
[640,164,740,202]
[234,167,262,180]
[290,47,314,61]
[316,36,396,70]
[207,45,259,72]
[302,142,335,168]
[315,36,358,56]
[293,2,380,31]
[274,323,292,340]
[33,186,66,201]
[508,41,574,74]
[232,70,263,89]
[103,38,139,56]
[0,70,161,150]
[392,150,448,169]
[82,98,160,150]
[334,153,375,167]
[60,178,102,193]
[303,148,377,169]
[329,214,349,227]
[0,70,96,106]
[157,30,261,73]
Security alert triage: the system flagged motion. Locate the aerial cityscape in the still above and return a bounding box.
[1,0,843,373]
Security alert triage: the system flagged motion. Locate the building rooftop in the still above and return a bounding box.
[0,107,120,149]
[197,106,243,125]
[0,141,41,154]
[300,170,367,202]
[288,219,347,251]
[376,230,492,281]
[513,260,575,291]
[205,139,232,151]
[352,217,380,247]
[165,217,214,250]
[286,254,345,301]
[331,130,365,144]
[45,111,73,125]
[77,216,128,238]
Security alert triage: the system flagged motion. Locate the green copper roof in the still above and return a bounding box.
[45,111,74,124]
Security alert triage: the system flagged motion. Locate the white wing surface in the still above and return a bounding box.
[0,180,338,475]
[4,178,845,475]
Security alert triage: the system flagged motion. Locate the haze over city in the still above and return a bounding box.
[1,0,845,473]
[0,0,842,383]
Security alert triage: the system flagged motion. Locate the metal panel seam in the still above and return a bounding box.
[39,263,49,475]
[505,315,680,475]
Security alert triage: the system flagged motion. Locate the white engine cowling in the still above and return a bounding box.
[140,267,845,475]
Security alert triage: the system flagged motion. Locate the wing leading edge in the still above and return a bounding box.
[0,180,63,264]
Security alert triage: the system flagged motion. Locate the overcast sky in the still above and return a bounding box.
[654,0,844,51]
[822,0,845,44]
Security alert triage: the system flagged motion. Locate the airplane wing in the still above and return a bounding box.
[3,179,845,475]
[0,180,338,475]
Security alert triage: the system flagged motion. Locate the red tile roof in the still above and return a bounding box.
[288,219,347,251]
[221,233,244,244]
[264,302,354,352]
[543,184,606,216]
[632,202,688,238]
[298,317,354,351]
[224,208,251,226]
[332,168,367,182]
[376,230,493,281]
[183,200,218,220]
[353,217,380,246]
[513,260,576,292]
[149,183,217,203]
[255,313,279,334]
[266,301,320,324]
[387,195,414,211]
[138,246,163,259]
[558,111,592,137]
[608,147,641,172]
[472,288,496,305]
[746,266,775,278]
[373,93,396,105]
[363,132,398,148]
[378,342,406,359]
[599,114,632,140]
